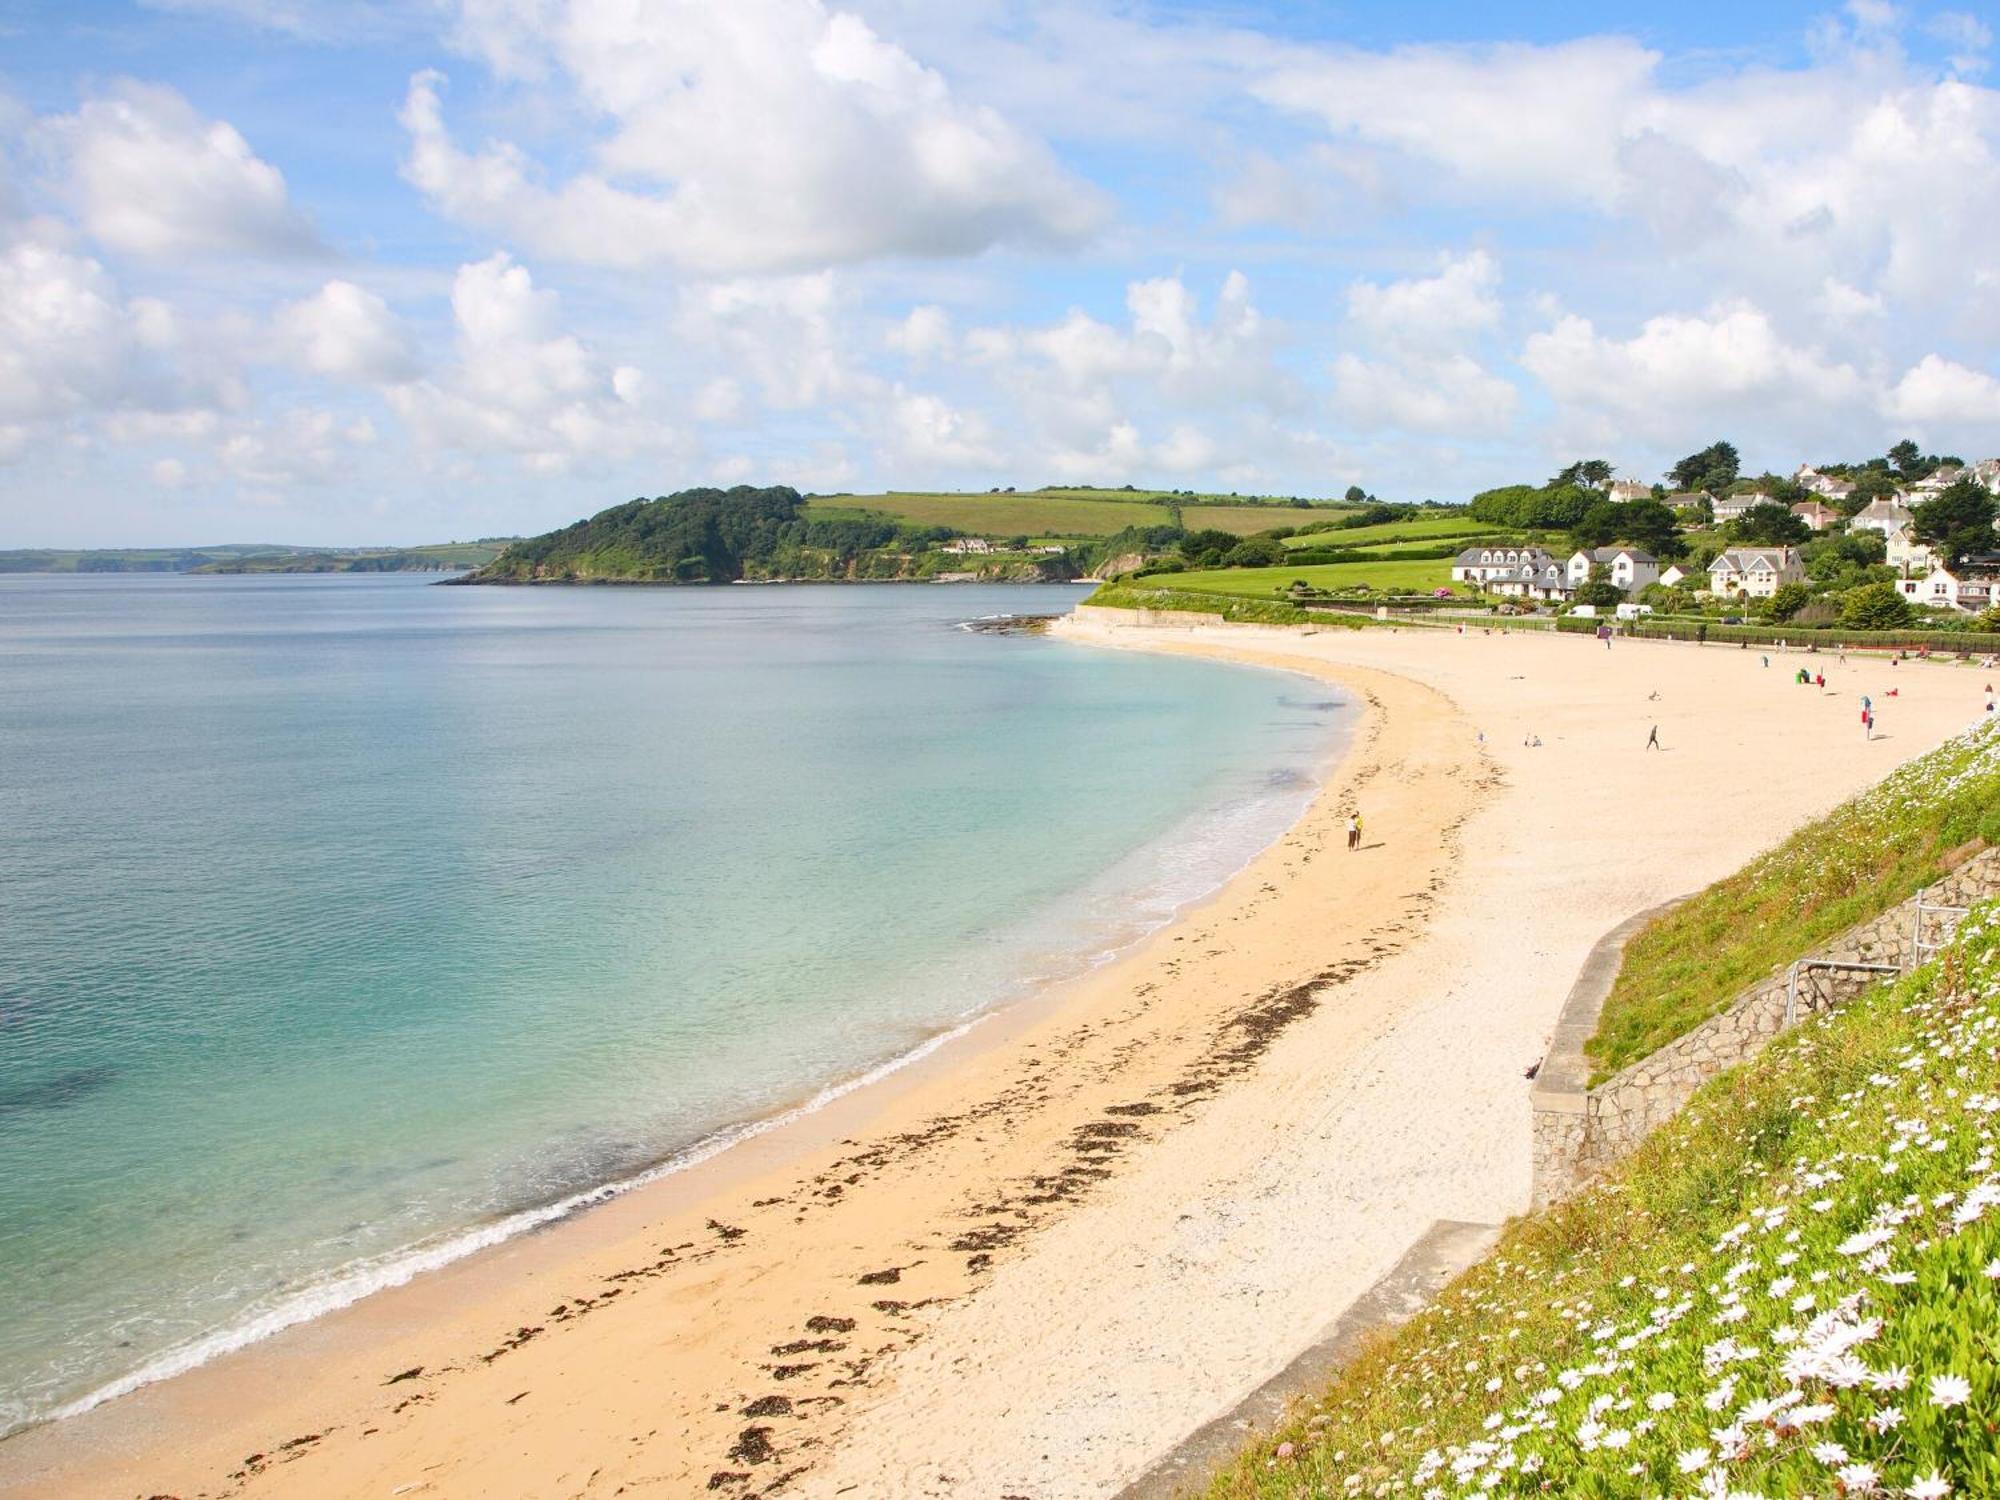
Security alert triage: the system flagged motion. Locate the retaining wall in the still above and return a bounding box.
[1530,848,2000,1207]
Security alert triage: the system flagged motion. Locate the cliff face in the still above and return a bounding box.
[1090,552,1149,580]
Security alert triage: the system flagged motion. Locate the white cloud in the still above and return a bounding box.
[389,252,674,472]
[1257,39,1661,207]
[402,0,1105,273]
[1521,300,1868,456]
[887,304,953,361]
[884,387,1000,469]
[1884,353,2000,425]
[678,271,871,410]
[1331,351,1517,435]
[150,456,188,489]
[44,81,318,258]
[276,280,418,383]
[1346,250,1502,353]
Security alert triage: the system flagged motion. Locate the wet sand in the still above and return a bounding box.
[1,614,1983,1499]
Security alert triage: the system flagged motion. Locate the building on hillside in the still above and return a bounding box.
[1660,564,1689,589]
[1451,545,1571,600]
[1712,492,1777,523]
[1565,546,1660,591]
[1912,465,1965,495]
[1663,490,1713,515]
[1708,546,1804,598]
[1852,497,1916,537]
[1605,479,1652,502]
[1794,466,1857,502]
[1972,459,2000,494]
[1791,500,1838,531]
[940,537,994,554]
[1894,565,1999,614]
[1885,526,1933,575]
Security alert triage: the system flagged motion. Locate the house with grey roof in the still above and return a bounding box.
[1565,546,1660,591]
[1708,547,1803,598]
[1451,545,1572,600]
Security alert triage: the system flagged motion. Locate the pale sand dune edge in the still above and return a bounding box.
[1,615,1984,1499]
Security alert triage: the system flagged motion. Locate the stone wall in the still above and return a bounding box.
[1070,603,1226,629]
[1530,848,2000,1207]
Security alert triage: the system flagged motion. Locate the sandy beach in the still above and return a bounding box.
[3,613,1988,1500]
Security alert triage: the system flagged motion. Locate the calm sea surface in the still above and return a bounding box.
[0,575,1346,1432]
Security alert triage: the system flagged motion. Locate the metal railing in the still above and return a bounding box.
[1913,884,1971,967]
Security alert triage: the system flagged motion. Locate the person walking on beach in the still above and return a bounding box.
[1646,724,1661,751]
[1347,812,1362,851]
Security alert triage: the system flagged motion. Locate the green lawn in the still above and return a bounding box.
[1207,915,2000,1498]
[1165,557,1465,596]
[1587,719,2000,1080]
[1181,504,1350,536]
[807,492,1171,537]
[1283,516,1508,548]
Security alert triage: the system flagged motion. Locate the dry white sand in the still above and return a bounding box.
[804,615,1988,1497]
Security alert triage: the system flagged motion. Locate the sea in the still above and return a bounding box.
[0,574,1348,1436]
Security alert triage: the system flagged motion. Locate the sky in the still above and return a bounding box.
[2,0,1999,546]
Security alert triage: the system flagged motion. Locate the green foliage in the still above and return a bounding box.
[1671,439,1741,495]
[1208,905,2000,1499]
[1912,481,2000,570]
[477,486,808,582]
[1843,582,1917,631]
[1768,580,1814,622]
[1224,537,1287,568]
[1729,502,1812,547]
[1588,721,2000,1078]
[1551,459,1614,490]
[1083,583,1321,625]
[1470,483,1597,530]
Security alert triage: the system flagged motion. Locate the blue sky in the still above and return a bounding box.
[2,0,1998,545]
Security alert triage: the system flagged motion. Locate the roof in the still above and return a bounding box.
[1710,547,1798,571]
[1665,491,1712,505]
[1573,546,1657,562]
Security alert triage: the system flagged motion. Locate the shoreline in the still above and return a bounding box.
[11,648,1342,1446]
[0,627,1400,1499]
[6,614,1987,1499]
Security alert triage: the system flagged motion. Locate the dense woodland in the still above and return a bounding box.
[465,485,1073,584]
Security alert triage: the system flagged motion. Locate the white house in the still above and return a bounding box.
[1972,458,2000,494]
[1665,490,1713,514]
[1708,547,1804,598]
[1912,465,1965,495]
[1452,545,1571,599]
[1660,564,1688,589]
[1712,492,1777,523]
[941,537,994,555]
[1605,479,1652,502]
[1795,465,1856,502]
[1565,546,1661,591]
[1791,500,1838,531]
[1884,526,1933,575]
[1894,566,1999,614]
[1853,497,1916,537]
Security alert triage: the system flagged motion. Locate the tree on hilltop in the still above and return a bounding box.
[1728,502,1811,547]
[1912,480,1999,569]
[1670,441,1740,495]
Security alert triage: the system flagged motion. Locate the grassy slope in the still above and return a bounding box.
[806,492,1357,539]
[1168,557,1469,596]
[1209,911,2000,1499]
[1282,517,1512,548]
[1588,721,2000,1080]
[806,492,1171,536]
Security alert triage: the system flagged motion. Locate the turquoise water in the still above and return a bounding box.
[0,575,1345,1434]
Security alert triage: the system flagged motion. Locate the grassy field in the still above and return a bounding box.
[807,492,1172,536]
[806,491,1355,539]
[1165,556,1465,596]
[1283,516,1510,549]
[1206,910,2000,1497]
[1183,504,1341,536]
[1586,720,2000,1080]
